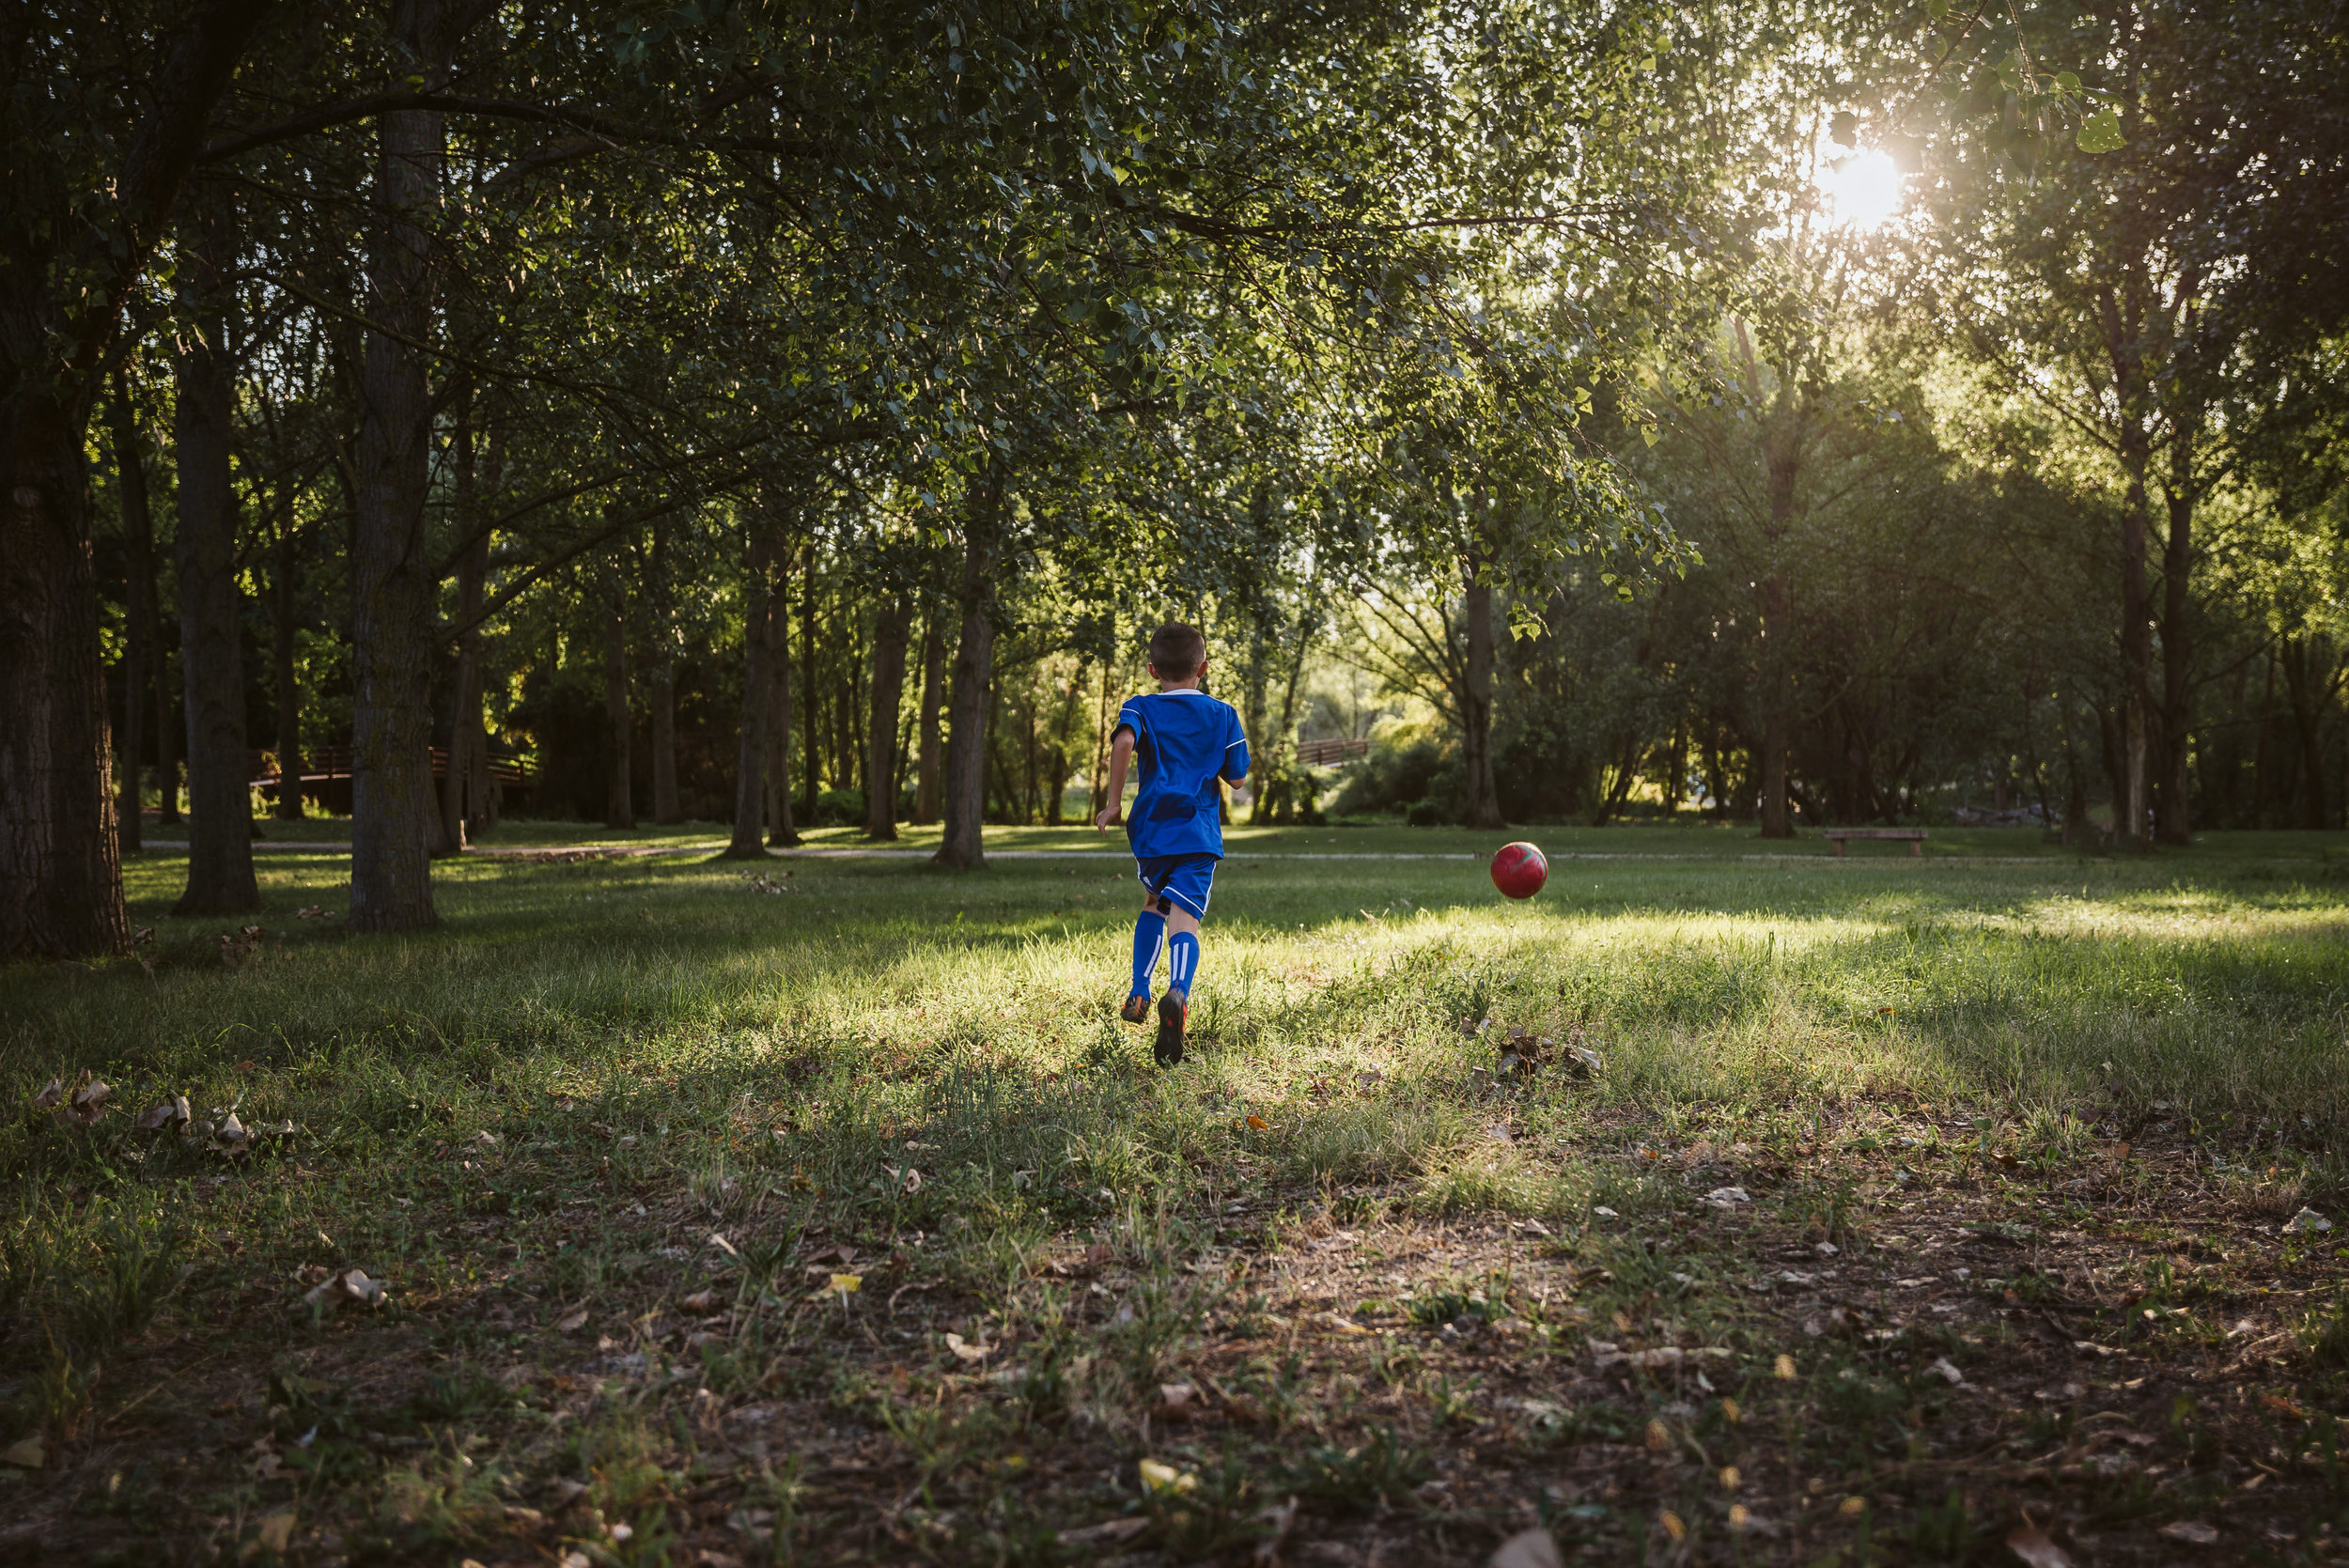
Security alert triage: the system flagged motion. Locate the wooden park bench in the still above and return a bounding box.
[1823,827,1925,857]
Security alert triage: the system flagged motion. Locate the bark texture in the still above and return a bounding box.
[0,0,265,955]
[441,404,487,846]
[912,602,944,824]
[650,526,681,823]
[726,525,774,857]
[272,515,303,819]
[768,539,798,846]
[170,200,260,916]
[864,595,912,838]
[106,380,153,854]
[603,579,634,830]
[936,480,1004,869]
[1457,547,1504,829]
[349,0,452,931]
[2156,420,2197,846]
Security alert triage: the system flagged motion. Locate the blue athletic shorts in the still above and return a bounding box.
[1136,853,1218,919]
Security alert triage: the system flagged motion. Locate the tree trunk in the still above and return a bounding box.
[936,477,1003,869]
[649,654,678,823]
[106,379,153,855]
[1758,573,1793,837]
[1457,548,1504,829]
[2281,640,2329,830]
[170,199,260,917]
[864,594,912,838]
[443,533,488,846]
[768,538,799,847]
[439,391,480,846]
[349,3,451,932]
[0,0,265,957]
[2155,425,2196,846]
[2118,434,2155,852]
[272,511,304,819]
[912,601,945,824]
[725,525,773,857]
[603,577,634,830]
[649,524,681,823]
[800,544,819,816]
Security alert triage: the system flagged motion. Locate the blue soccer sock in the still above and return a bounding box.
[1167,931,1200,1000]
[1129,910,1166,997]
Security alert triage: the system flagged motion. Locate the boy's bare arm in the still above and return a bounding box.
[1094,731,1135,831]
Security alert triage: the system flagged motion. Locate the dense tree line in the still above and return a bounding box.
[4,1,2345,958]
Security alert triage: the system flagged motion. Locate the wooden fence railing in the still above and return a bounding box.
[246,748,531,789]
[1293,737,1369,767]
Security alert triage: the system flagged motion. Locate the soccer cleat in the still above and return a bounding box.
[1120,993,1152,1026]
[1153,992,1188,1066]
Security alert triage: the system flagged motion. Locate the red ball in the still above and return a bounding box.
[1490,841,1548,900]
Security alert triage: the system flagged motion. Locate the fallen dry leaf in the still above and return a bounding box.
[64,1078,112,1126]
[0,1436,44,1469]
[2005,1523,2074,1567]
[30,1079,62,1111]
[2156,1522,2219,1545]
[1156,1383,1196,1419]
[302,1267,388,1312]
[944,1332,992,1363]
[557,1308,590,1333]
[134,1095,190,1131]
[678,1289,722,1314]
[256,1510,296,1552]
[1490,1529,1563,1568]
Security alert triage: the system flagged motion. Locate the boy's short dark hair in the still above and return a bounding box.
[1147,622,1207,679]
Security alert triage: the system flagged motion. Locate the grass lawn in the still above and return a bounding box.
[7,826,2349,1564]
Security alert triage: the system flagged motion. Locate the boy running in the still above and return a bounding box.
[1094,623,1250,1066]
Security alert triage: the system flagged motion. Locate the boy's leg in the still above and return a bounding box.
[1152,858,1214,1066]
[1124,889,1165,1024]
[1164,905,1202,999]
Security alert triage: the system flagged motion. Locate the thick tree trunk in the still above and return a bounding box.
[106,380,152,855]
[936,479,1004,869]
[1458,548,1504,830]
[912,601,945,824]
[170,202,260,917]
[726,525,774,858]
[2281,641,2329,830]
[272,515,304,819]
[349,9,448,932]
[0,0,264,957]
[2155,427,2196,846]
[1,393,131,955]
[603,579,634,830]
[864,595,913,838]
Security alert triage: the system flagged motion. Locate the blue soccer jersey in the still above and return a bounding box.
[1115,690,1251,859]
